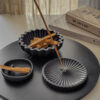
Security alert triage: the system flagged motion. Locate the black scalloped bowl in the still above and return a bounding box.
[19,29,64,56]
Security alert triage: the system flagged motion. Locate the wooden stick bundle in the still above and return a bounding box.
[28,33,56,47]
[30,37,59,49]
[0,65,30,73]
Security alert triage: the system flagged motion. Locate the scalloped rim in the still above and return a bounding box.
[19,29,64,53]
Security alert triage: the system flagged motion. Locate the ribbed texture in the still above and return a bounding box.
[19,29,64,56]
[42,58,88,90]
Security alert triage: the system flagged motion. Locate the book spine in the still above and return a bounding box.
[66,13,100,37]
[49,25,100,46]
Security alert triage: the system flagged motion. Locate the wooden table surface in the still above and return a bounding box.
[0,14,100,100]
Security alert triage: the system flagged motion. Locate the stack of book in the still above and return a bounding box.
[49,6,100,46]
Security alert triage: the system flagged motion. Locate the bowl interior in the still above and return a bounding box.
[2,59,33,77]
[22,30,60,47]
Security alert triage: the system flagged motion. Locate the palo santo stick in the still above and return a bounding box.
[0,65,30,73]
[34,0,65,70]
[30,37,58,48]
[44,39,59,45]
[28,33,56,47]
[33,37,59,45]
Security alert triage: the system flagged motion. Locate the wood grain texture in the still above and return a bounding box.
[0,65,30,73]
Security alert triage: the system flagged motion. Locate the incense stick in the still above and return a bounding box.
[34,0,65,70]
[0,65,30,73]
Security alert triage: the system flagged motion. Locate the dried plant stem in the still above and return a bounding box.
[0,65,30,73]
[34,0,65,70]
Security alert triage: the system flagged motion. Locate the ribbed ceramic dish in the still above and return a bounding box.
[19,29,64,56]
[42,58,88,91]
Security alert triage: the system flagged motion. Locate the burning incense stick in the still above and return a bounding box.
[34,0,65,70]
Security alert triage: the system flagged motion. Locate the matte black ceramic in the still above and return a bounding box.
[19,29,64,56]
[0,39,99,100]
[1,59,33,82]
[42,58,88,91]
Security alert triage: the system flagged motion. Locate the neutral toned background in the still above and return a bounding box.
[0,0,100,100]
[0,0,100,15]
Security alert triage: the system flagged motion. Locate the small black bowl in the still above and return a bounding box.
[1,59,33,82]
[19,29,64,56]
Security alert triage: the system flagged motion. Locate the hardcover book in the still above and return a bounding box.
[66,6,100,36]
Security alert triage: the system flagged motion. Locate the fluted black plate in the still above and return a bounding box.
[42,58,88,90]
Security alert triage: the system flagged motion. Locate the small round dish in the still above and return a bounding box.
[42,58,88,91]
[19,29,64,56]
[1,59,33,82]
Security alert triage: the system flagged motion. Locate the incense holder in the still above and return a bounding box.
[19,29,64,57]
[1,59,33,82]
[42,58,88,91]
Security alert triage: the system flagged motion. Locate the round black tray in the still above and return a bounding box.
[0,38,99,100]
[42,58,88,91]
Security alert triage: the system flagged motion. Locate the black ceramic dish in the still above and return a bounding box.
[1,59,33,82]
[42,58,88,91]
[19,29,64,56]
